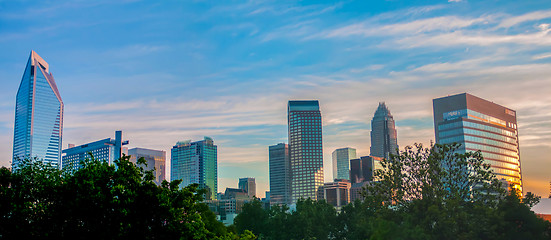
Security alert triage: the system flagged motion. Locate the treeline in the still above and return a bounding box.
[234,143,551,240]
[0,156,255,240]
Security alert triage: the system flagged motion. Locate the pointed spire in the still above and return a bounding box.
[374,101,391,117]
[30,50,49,73]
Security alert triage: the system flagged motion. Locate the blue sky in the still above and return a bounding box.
[1,0,550,197]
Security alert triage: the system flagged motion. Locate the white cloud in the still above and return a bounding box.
[498,10,551,28]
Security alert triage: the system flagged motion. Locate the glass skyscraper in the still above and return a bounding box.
[433,93,522,191]
[13,50,63,170]
[269,143,291,205]
[288,100,323,203]
[332,147,356,181]
[370,102,398,159]
[129,147,166,185]
[171,137,218,200]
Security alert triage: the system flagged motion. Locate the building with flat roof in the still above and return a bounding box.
[238,177,256,198]
[62,131,128,171]
[171,137,218,200]
[370,102,398,159]
[332,147,356,181]
[322,179,351,211]
[129,147,166,185]
[13,50,63,170]
[269,143,291,205]
[288,100,324,203]
[433,93,522,191]
[350,156,383,184]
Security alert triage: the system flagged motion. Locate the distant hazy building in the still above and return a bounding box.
[322,179,351,210]
[370,102,398,159]
[171,137,218,200]
[129,147,166,185]
[62,131,128,171]
[12,50,64,170]
[332,147,356,181]
[269,143,291,205]
[350,181,370,202]
[238,177,256,198]
[433,93,522,191]
[350,156,383,184]
[288,100,324,203]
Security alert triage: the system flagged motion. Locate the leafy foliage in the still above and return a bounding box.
[0,155,255,240]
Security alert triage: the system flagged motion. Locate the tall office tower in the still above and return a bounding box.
[433,93,522,191]
[349,155,384,184]
[171,137,218,200]
[129,147,166,185]
[288,100,324,203]
[12,50,63,170]
[269,143,291,205]
[238,177,256,198]
[332,147,356,181]
[370,102,398,159]
[62,130,128,171]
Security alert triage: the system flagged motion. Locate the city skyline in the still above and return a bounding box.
[1,1,550,197]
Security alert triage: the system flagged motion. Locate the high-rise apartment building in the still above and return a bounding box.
[238,177,256,198]
[13,50,63,170]
[269,143,291,205]
[350,155,383,184]
[332,147,356,181]
[62,131,128,171]
[433,93,522,191]
[129,147,166,185]
[171,137,218,200]
[370,102,398,159]
[288,100,324,203]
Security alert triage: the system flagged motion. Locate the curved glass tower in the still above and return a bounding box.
[12,50,63,170]
[370,102,398,159]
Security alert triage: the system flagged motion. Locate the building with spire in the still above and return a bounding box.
[12,50,63,170]
[370,102,398,159]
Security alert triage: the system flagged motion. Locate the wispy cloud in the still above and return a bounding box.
[498,10,551,28]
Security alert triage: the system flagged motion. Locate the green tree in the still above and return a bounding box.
[286,198,337,240]
[234,199,269,237]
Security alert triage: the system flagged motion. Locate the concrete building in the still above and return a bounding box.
[433,93,522,191]
[128,147,166,185]
[171,137,218,200]
[322,179,351,211]
[288,100,324,203]
[370,102,398,159]
[238,177,256,198]
[269,143,291,205]
[13,50,63,170]
[332,147,356,181]
[62,131,128,171]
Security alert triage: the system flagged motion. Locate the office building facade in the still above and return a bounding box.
[350,155,383,184]
[433,93,522,191]
[370,102,398,159]
[269,143,291,205]
[332,147,356,181]
[129,147,166,185]
[171,137,218,200]
[238,177,256,198]
[62,131,128,171]
[13,50,64,170]
[322,179,351,210]
[288,100,324,203]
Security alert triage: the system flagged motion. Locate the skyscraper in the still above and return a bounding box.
[238,177,256,198]
[269,143,291,205]
[13,50,63,170]
[171,137,218,200]
[62,130,128,171]
[349,155,383,184]
[370,102,398,159]
[288,100,323,203]
[332,147,356,181]
[129,147,166,185]
[433,93,522,191]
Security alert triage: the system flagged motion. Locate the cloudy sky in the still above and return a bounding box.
[1,0,550,198]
